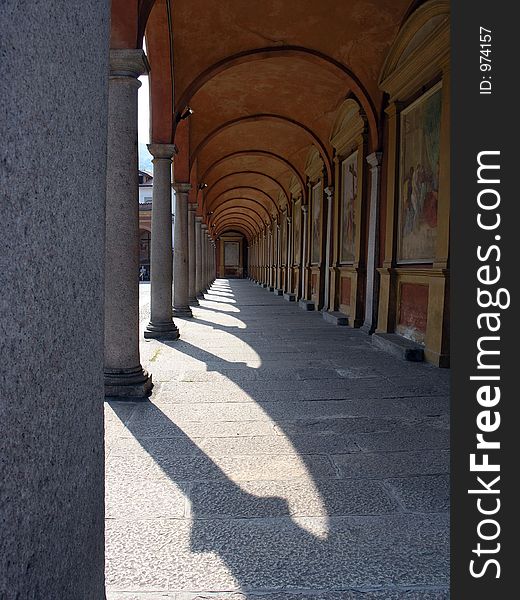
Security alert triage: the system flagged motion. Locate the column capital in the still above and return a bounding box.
[109,49,149,78]
[147,143,178,160]
[195,215,203,223]
[367,151,383,169]
[301,204,309,214]
[188,202,197,212]
[173,182,192,194]
[201,223,208,231]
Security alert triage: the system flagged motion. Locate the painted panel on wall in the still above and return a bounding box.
[311,273,318,295]
[397,282,429,343]
[224,242,240,266]
[293,200,301,263]
[340,276,352,306]
[311,182,322,264]
[397,83,442,263]
[340,151,358,263]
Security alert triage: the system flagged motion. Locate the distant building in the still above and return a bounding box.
[138,170,153,280]
[138,170,175,281]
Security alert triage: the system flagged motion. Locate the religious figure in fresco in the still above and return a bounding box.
[398,85,441,262]
[340,152,357,263]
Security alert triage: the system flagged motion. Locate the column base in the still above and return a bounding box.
[188,297,200,306]
[360,321,376,335]
[323,310,348,326]
[273,288,283,296]
[172,306,193,318]
[372,333,424,362]
[144,320,180,340]
[104,366,153,399]
[299,299,315,311]
[196,292,204,299]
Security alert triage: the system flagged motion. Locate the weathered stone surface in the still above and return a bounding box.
[188,479,399,518]
[0,2,109,597]
[333,450,450,479]
[385,475,450,512]
[106,514,448,591]
[106,452,337,483]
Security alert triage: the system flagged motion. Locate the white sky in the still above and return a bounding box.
[138,39,150,145]
[138,75,150,145]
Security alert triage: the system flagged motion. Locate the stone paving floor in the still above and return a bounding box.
[105,279,450,599]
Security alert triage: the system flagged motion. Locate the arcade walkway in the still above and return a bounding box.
[105,280,450,599]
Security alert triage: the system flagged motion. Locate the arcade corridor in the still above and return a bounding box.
[2,2,452,596]
[105,279,449,598]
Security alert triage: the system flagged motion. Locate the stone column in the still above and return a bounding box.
[301,204,309,298]
[362,152,383,333]
[323,186,334,312]
[105,49,152,398]
[172,183,193,317]
[144,144,179,340]
[276,221,281,289]
[210,240,215,283]
[206,233,211,287]
[201,224,208,293]
[2,2,109,593]
[286,216,292,292]
[188,203,198,305]
[195,216,203,297]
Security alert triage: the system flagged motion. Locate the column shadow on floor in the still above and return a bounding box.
[110,279,450,596]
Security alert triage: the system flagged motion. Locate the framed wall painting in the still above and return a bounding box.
[224,241,240,267]
[339,151,358,263]
[397,82,442,263]
[311,182,322,264]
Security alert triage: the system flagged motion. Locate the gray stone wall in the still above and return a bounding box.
[0,2,109,598]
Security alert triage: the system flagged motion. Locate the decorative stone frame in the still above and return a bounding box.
[376,0,450,366]
[328,99,368,326]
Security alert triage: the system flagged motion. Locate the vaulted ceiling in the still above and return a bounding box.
[112,0,416,240]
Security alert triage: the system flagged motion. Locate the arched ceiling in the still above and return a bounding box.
[139,0,414,240]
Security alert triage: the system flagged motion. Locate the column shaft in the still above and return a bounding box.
[104,50,152,398]
[195,217,203,297]
[188,203,198,305]
[145,144,179,339]
[172,184,193,317]
[301,205,309,299]
[362,152,383,333]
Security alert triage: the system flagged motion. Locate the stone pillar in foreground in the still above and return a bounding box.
[104,49,152,398]
[362,152,383,334]
[172,183,193,317]
[188,203,198,305]
[144,144,179,340]
[195,217,203,297]
[1,2,108,594]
